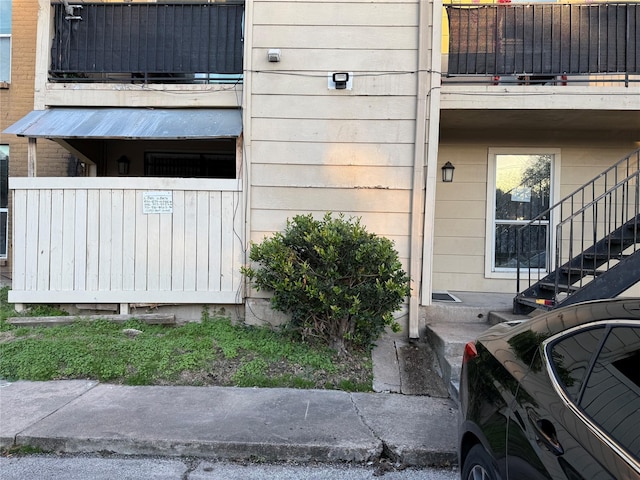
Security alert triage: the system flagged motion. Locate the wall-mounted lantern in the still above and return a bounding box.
[441,161,455,182]
[117,155,130,175]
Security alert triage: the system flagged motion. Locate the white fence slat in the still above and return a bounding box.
[134,191,148,291]
[86,190,101,291]
[146,211,160,291]
[208,191,222,291]
[122,189,136,290]
[221,191,234,292]
[171,190,185,291]
[183,191,198,291]
[98,190,113,290]
[159,212,172,291]
[49,190,65,290]
[111,189,124,290]
[12,190,28,290]
[196,191,210,291]
[74,190,88,291]
[61,189,77,289]
[35,190,51,291]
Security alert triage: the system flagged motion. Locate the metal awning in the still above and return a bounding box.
[3,108,242,140]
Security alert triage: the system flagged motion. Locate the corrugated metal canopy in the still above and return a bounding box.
[3,108,242,139]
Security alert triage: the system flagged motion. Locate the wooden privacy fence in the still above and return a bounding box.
[9,177,244,305]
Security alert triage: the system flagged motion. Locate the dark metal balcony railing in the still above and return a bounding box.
[446,3,639,81]
[50,2,244,83]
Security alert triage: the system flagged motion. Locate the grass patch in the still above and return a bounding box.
[0,288,372,391]
[1,445,47,457]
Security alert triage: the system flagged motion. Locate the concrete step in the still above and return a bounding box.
[423,322,492,402]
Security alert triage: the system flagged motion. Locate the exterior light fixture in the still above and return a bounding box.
[117,155,130,175]
[441,161,455,182]
[332,72,349,89]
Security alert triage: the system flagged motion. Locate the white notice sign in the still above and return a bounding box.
[143,191,173,214]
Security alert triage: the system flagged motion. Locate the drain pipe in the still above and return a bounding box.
[409,0,443,339]
[408,0,430,339]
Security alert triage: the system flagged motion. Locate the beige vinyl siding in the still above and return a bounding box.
[252,96,418,121]
[253,1,417,25]
[433,142,640,293]
[251,208,416,244]
[251,143,416,167]
[251,69,418,96]
[248,0,420,265]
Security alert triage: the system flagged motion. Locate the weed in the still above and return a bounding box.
[1,445,47,457]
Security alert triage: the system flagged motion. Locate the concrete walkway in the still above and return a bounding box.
[1,292,513,467]
[0,379,458,467]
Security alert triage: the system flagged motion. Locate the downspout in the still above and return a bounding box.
[409,0,443,339]
[241,0,253,307]
[408,0,430,339]
[421,0,444,323]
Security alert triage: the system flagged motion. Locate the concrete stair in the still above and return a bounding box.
[423,321,490,402]
[421,292,534,402]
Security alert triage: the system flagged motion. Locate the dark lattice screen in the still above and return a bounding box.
[51,2,244,76]
[145,151,236,179]
[447,3,639,75]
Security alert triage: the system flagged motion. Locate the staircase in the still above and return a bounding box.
[514,148,640,314]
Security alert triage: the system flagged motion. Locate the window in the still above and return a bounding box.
[0,0,10,83]
[549,326,607,401]
[580,326,640,459]
[0,145,7,258]
[144,143,236,179]
[486,150,559,277]
[550,324,640,461]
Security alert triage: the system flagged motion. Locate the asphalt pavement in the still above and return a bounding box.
[0,334,460,468]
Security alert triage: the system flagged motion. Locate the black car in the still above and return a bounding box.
[458,298,640,480]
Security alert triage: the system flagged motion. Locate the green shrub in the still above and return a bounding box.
[242,213,410,354]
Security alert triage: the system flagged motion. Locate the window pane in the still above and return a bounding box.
[0,0,11,34]
[549,326,607,401]
[580,326,640,460]
[495,223,547,268]
[0,37,9,82]
[495,154,551,221]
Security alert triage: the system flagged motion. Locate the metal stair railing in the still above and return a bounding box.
[515,148,640,312]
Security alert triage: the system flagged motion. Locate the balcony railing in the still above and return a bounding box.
[50,2,244,84]
[445,2,639,86]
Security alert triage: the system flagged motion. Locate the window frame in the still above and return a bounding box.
[0,145,8,258]
[0,0,11,84]
[485,148,561,279]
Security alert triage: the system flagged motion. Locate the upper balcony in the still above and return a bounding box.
[39,1,244,108]
[439,2,640,135]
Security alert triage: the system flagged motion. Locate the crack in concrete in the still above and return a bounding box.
[394,340,403,393]
[181,457,202,480]
[347,393,385,463]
